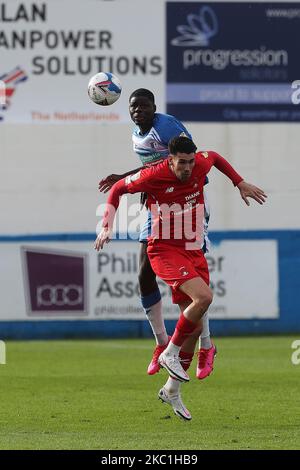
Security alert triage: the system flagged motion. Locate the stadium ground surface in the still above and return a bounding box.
[0,336,299,450]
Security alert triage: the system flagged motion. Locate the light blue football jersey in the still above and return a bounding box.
[132,113,192,165]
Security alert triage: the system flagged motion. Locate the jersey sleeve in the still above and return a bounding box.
[123,166,156,193]
[208,151,243,186]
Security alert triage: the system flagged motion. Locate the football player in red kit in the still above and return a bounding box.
[95,136,266,420]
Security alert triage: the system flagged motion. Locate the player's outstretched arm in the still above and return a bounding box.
[98,166,144,193]
[237,181,267,206]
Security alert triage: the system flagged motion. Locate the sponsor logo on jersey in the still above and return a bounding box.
[187,200,196,206]
[125,171,141,185]
[185,191,200,201]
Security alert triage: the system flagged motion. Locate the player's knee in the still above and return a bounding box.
[194,290,213,313]
[202,290,213,310]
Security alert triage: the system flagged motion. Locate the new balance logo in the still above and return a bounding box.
[165,187,174,193]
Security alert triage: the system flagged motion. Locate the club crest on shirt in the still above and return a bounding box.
[179,266,189,277]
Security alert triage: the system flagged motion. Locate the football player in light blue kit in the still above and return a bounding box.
[99,89,216,385]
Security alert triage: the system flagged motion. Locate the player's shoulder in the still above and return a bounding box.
[153,113,191,141]
[154,113,178,125]
[196,150,220,160]
[147,158,169,173]
[153,113,186,131]
[144,160,170,183]
[136,158,166,176]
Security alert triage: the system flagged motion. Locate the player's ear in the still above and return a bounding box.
[153,104,157,113]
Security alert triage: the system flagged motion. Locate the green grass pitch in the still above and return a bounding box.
[0,336,299,450]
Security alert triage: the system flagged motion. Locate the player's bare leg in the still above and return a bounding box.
[159,277,213,382]
[178,277,213,323]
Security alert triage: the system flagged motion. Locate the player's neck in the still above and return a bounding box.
[138,123,152,135]
[168,162,180,181]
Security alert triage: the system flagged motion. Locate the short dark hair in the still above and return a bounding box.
[168,136,197,155]
[129,88,155,104]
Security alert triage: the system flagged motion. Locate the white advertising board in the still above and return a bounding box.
[0,0,165,123]
[0,239,278,321]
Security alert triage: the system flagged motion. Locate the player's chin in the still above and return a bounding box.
[133,117,145,126]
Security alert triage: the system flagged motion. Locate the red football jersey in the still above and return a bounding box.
[103,151,243,248]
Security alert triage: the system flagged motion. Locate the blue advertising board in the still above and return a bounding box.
[166,2,300,121]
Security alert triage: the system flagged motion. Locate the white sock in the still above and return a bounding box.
[165,341,181,357]
[145,300,168,346]
[200,312,212,349]
[164,376,181,396]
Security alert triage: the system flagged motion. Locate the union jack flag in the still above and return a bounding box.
[0,67,28,120]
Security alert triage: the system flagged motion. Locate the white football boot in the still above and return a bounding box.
[158,351,190,382]
[158,387,192,421]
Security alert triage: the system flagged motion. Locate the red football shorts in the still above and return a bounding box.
[147,242,209,304]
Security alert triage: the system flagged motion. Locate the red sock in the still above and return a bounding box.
[179,350,194,371]
[171,314,197,347]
